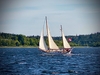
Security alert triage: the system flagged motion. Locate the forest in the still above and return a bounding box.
[0,32,100,47]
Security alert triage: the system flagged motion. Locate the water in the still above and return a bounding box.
[0,47,100,75]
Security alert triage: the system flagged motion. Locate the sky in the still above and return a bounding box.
[0,0,100,36]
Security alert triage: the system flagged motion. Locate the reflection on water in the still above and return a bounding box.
[0,47,100,75]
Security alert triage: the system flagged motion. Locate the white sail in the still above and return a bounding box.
[46,17,59,50]
[47,26,59,49]
[62,31,71,48]
[39,30,48,51]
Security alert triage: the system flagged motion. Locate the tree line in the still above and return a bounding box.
[0,32,100,47]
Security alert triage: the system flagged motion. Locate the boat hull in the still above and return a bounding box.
[39,48,72,54]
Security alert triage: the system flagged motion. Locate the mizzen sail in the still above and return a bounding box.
[62,32,71,48]
[61,25,71,48]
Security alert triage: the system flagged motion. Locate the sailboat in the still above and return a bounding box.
[39,16,72,53]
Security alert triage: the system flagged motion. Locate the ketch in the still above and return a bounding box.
[39,16,72,54]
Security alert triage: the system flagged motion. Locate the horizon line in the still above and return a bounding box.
[0,32,100,37]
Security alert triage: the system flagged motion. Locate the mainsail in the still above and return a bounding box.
[46,17,59,50]
[39,30,48,51]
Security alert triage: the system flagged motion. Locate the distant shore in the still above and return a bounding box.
[0,46,38,48]
[0,46,99,48]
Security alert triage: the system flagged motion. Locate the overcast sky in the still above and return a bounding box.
[0,0,100,36]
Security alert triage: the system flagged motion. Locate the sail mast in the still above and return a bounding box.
[45,16,48,34]
[60,25,64,52]
[45,16,50,50]
[60,25,63,37]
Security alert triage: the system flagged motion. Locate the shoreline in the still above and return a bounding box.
[0,46,99,48]
[0,46,38,48]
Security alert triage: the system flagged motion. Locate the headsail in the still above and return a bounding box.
[61,25,71,48]
[46,17,59,50]
[39,30,48,51]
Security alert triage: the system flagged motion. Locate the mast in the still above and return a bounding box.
[60,25,64,52]
[45,16,50,50]
[45,16,48,34]
[60,25,63,38]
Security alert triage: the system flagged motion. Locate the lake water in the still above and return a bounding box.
[0,47,100,75]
